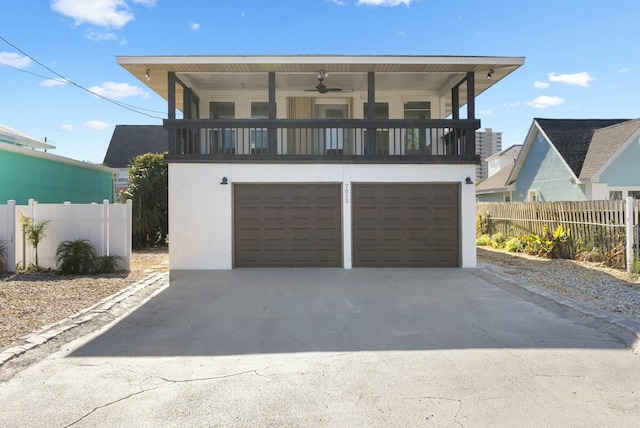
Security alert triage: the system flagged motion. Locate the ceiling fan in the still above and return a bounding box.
[304,70,343,94]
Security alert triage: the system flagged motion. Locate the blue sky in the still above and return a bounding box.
[1,0,639,163]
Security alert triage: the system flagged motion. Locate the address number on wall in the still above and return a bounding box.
[344,183,350,204]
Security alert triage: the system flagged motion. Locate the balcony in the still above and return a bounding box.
[164,118,480,164]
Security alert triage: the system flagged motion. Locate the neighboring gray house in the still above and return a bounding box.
[103,125,168,193]
[477,118,640,202]
[476,145,521,202]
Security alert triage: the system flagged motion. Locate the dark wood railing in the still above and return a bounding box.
[164,118,480,162]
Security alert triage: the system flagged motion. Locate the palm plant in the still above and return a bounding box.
[94,253,124,273]
[56,239,97,275]
[19,214,50,268]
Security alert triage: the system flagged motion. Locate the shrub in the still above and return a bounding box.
[95,254,124,274]
[540,225,573,259]
[476,210,491,237]
[476,234,492,246]
[504,237,525,253]
[56,239,97,275]
[0,239,7,272]
[490,232,506,249]
[521,233,542,256]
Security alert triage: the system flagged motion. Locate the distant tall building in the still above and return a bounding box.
[476,128,502,182]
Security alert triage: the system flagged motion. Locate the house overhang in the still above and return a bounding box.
[116,54,525,116]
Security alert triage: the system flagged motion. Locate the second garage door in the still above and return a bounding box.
[234,184,342,267]
[352,183,460,267]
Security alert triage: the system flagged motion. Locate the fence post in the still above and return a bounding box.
[102,199,109,257]
[7,200,16,272]
[125,199,132,271]
[626,197,634,273]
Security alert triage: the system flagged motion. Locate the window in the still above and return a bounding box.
[209,102,236,153]
[251,102,269,154]
[609,191,623,200]
[404,101,431,153]
[629,190,640,199]
[528,190,538,202]
[503,193,511,203]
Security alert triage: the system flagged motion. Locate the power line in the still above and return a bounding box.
[0,35,165,119]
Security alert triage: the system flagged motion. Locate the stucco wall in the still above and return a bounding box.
[168,163,477,270]
[514,132,586,202]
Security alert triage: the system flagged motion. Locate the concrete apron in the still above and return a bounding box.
[0,268,639,427]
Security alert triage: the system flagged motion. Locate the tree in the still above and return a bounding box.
[19,213,50,268]
[122,152,168,248]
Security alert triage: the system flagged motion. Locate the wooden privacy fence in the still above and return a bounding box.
[477,199,640,268]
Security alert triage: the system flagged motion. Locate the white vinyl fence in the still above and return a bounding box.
[0,199,132,273]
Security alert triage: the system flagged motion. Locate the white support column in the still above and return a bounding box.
[626,196,634,273]
[342,166,352,269]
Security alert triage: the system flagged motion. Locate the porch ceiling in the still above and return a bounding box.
[117,55,525,114]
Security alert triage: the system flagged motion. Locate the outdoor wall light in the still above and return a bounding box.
[465,177,474,184]
[145,69,151,81]
[220,176,228,185]
[486,69,494,79]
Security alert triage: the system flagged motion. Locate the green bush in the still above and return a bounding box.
[56,239,97,275]
[504,237,525,253]
[490,232,506,249]
[476,234,492,246]
[476,210,491,237]
[95,254,124,274]
[0,239,7,272]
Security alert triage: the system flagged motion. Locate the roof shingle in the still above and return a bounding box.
[103,125,168,168]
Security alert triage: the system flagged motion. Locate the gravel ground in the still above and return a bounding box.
[0,248,169,350]
[478,247,640,323]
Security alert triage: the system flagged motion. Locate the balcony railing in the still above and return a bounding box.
[164,119,480,162]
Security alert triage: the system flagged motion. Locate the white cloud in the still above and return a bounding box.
[85,29,120,42]
[548,72,595,87]
[398,31,406,36]
[88,81,146,99]
[534,81,550,89]
[358,0,413,5]
[40,78,70,87]
[60,124,75,132]
[189,22,200,30]
[50,0,143,29]
[0,52,32,68]
[619,67,631,73]
[327,0,347,4]
[504,102,520,108]
[479,109,492,116]
[241,12,246,18]
[83,121,111,130]
[527,96,566,109]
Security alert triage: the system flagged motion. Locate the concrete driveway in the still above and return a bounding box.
[1,268,639,427]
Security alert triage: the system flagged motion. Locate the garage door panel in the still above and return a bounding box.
[352,183,459,267]
[234,184,342,267]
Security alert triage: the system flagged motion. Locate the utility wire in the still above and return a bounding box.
[0,35,165,119]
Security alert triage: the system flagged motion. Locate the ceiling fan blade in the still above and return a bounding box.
[326,88,343,92]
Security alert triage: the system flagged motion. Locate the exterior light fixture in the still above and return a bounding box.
[465,177,474,184]
[220,176,228,185]
[145,69,151,81]
[486,69,494,79]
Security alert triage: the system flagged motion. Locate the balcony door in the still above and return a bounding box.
[317,105,348,155]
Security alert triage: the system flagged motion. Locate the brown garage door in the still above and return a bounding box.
[352,183,460,267]
[234,184,342,267]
